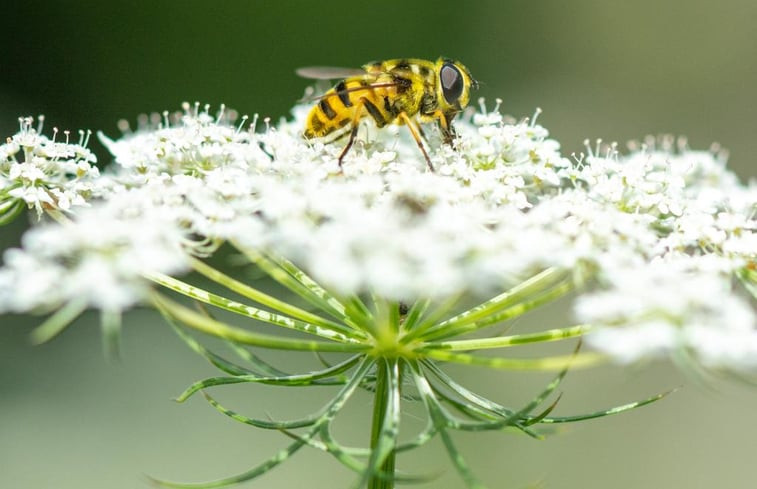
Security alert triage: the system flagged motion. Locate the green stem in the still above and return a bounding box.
[188,257,363,337]
[427,324,591,351]
[0,199,25,225]
[29,298,88,344]
[151,292,368,353]
[367,359,396,489]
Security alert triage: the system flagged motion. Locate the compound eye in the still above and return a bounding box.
[440,63,464,104]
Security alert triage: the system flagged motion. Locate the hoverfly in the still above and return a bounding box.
[297,57,478,171]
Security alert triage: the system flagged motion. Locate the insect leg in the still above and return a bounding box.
[398,112,434,172]
[416,123,430,146]
[337,98,367,168]
[429,109,456,145]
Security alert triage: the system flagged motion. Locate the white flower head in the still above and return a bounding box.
[578,255,757,370]
[0,116,100,218]
[0,188,188,313]
[98,103,270,182]
[94,103,756,306]
[2,101,756,372]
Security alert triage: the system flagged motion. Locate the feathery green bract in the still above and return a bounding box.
[146,249,668,489]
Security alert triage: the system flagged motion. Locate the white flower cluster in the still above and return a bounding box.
[0,101,754,370]
[95,104,273,243]
[577,256,757,369]
[0,116,101,217]
[572,138,757,369]
[0,191,187,313]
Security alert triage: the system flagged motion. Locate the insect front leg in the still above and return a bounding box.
[439,120,457,146]
[398,112,434,172]
[429,110,457,146]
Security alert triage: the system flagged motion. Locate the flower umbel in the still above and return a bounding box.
[0,101,755,488]
[0,116,101,221]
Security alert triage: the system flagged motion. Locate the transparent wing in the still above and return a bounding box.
[302,82,403,102]
[295,66,367,80]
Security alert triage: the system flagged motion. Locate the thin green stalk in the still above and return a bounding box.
[0,199,25,225]
[0,185,22,199]
[151,292,369,353]
[407,360,486,489]
[427,324,591,351]
[144,270,364,343]
[175,355,359,402]
[189,257,364,337]
[404,267,569,342]
[344,294,374,326]
[367,359,399,489]
[408,293,463,338]
[268,254,365,324]
[101,308,122,359]
[422,349,605,371]
[29,299,88,344]
[152,357,375,489]
[420,278,575,342]
[739,267,757,299]
[233,243,369,332]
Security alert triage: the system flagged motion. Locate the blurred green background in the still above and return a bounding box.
[1,1,755,488]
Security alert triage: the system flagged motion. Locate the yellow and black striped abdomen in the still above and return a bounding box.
[303,78,398,141]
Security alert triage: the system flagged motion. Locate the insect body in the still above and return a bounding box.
[298,57,477,171]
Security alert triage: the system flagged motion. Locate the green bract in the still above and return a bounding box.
[147,244,664,489]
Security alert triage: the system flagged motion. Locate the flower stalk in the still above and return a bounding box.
[366,358,399,489]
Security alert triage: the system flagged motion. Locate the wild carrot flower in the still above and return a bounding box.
[0,101,754,488]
